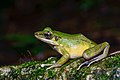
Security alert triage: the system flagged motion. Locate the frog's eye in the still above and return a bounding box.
[44,31,53,39]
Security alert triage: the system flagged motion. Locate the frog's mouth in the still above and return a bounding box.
[35,35,58,45]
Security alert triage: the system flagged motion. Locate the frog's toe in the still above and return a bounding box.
[41,64,52,67]
[46,64,61,70]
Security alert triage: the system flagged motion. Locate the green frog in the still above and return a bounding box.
[34,27,110,70]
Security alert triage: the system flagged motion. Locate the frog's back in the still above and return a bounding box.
[58,33,96,47]
[57,33,97,58]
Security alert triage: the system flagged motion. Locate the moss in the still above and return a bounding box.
[0,54,120,80]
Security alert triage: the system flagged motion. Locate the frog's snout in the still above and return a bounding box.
[34,32,43,39]
[34,32,39,36]
[34,32,41,38]
[35,32,42,36]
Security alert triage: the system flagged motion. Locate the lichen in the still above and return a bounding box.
[0,54,120,80]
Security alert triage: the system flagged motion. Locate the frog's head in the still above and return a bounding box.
[35,27,60,45]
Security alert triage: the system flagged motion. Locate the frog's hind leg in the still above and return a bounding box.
[77,42,110,70]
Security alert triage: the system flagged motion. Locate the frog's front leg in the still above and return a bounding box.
[47,48,70,70]
[77,42,110,70]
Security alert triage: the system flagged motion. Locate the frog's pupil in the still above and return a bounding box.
[44,32,52,39]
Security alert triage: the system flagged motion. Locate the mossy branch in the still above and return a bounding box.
[0,51,120,80]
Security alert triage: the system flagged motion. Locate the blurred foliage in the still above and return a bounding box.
[80,0,97,11]
[5,34,46,55]
[80,0,106,11]
[0,0,120,65]
[5,34,37,47]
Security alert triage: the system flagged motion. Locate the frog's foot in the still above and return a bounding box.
[46,64,61,70]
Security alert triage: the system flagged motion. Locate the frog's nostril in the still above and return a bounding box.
[35,32,39,35]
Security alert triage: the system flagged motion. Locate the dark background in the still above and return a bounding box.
[0,0,120,66]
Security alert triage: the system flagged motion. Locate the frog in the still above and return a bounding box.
[34,27,110,70]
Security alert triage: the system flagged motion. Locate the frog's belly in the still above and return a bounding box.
[65,45,89,58]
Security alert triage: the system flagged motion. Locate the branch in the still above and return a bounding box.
[0,51,120,80]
